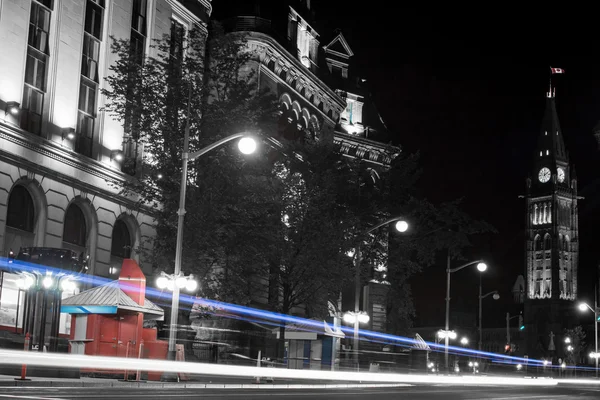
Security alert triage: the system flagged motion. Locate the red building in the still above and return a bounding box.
[61,259,167,379]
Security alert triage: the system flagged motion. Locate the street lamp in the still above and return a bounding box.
[16,271,77,352]
[579,299,599,378]
[445,258,487,373]
[460,337,469,346]
[349,216,409,371]
[478,288,499,353]
[156,271,198,293]
[166,113,257,377]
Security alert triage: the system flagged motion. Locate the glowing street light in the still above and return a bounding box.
[446,258,488,372]
[237,137,257,155]
[156,272,197,293]
[579,299,599,378]
[166,124,258,379]
[460,337,469,346]
[349,216,409,371]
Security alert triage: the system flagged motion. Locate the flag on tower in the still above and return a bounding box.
[550,67,565,74]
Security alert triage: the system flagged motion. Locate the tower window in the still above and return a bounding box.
[546,150,549,155]
[545,131,547,136]
[539,151,542,157]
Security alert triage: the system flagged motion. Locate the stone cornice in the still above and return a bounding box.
[243,32,346,114]
[334,131,401,167]
[0,122,155,215]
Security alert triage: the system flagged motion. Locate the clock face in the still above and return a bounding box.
[557,167,565,183]
[538,167,551,183]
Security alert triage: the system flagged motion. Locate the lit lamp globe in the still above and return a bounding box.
[185,279,198,292]
[156,276,169,290]
[493,293,500,300]
[578,303,589,312]
[175,276,188,289]
[42,276,53,289]
[238,137,257,155]
[476,262,487,272]
[357,313,370,324]
[395,220,409,233]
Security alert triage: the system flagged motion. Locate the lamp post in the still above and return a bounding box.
[478,284,499,353]
[445,257,487,373]
[578,295,598,378]
[349,217,408,371]
[166,113,257,373]
[16,272,77,352]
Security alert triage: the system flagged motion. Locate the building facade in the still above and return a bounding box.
[0,0,211,335]
[217,0,400,332]
[523,86,579,359]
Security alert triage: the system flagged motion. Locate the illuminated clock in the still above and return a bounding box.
[557,167,565,183]
[538,167,551,183]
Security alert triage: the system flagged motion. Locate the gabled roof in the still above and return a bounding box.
[323,32,354,59]
[61,280,163,318]
[412,333,431,350]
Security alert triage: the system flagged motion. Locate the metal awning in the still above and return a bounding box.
[61,280,163,320]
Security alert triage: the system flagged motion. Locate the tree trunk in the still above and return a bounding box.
[277,286,291,365]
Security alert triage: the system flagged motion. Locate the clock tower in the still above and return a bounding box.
[523,86,579,359]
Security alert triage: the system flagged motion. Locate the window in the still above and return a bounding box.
[131,0,147,36]
[25,50,47,90]
[76,80,96,157]
[81,34,100,82]
[63,204,87,247]
[28,2,51,54]
[84,0,104,40]
[111,220,131,258]
[0,272,25,329]
[6,186,35,232]
[22,1,53,135]
[122,0,148,175]
[76,112,94,157]
[170,19,185,63]
[76,0,104,157]
[20,85,44,135]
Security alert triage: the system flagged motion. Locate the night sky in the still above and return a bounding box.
[310,4,600,328]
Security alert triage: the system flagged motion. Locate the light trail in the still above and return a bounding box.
[0,349,557,387]
[0,258,543,366]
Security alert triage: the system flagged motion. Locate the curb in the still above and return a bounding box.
[0,381,412,389]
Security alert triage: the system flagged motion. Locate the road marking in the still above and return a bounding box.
[0,395,67,400]
[486,396,571,400]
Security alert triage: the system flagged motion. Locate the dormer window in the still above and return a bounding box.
[288,7,319,70]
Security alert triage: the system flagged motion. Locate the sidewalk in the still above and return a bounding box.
[0,374,411,389]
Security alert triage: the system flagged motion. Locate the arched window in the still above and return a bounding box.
[558,234,563,250]
[534,235,542,251]
[6,186,34,232]
[111,220,131,259]
[543,234,552,251]
[63,204,87,247]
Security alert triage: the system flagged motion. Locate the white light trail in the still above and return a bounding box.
[0,350,557,387]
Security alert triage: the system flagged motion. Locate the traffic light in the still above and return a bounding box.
[519,314,525,330]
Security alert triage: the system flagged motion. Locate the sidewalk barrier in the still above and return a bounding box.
[16,333,31,381]
[176,344,188,381]
[135,340,144,382]
[254,350,261,384]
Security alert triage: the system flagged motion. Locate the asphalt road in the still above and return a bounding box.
[1,384,599,399]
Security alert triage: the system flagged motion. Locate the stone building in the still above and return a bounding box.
[215,0,400,332]
[0,0,211,336]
